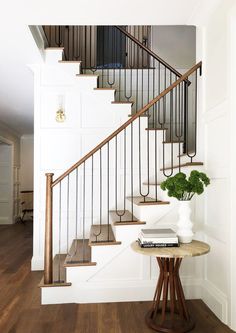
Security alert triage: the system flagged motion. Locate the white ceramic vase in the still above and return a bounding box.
[177,200,194,243]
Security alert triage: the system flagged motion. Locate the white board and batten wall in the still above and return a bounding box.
[192,0,236,329]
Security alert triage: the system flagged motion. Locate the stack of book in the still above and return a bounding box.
[138,228,179,248]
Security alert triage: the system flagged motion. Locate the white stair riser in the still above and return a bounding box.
[76,76,98,90]
[126,198,171,224]
[45,49,63,64]
[113,224,144,241]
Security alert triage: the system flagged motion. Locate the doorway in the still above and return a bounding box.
[97,26,126,68]
[0,139,13,224]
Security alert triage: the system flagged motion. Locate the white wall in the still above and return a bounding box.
[20,135,34,191]
[32,50,132,270]
[151,26,196,69]
[193,0,236,329]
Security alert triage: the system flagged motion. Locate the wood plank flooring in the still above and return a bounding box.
[0,222,234,333]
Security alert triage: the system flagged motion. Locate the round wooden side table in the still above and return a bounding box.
[131,240,210,333]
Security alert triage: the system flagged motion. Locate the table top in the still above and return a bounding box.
[131,240,210,258]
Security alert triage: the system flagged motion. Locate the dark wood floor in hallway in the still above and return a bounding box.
[0,222,234,333]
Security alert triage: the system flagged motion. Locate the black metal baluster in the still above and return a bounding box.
[89,26,92,68]
[169,72,174,176]
[183,81,188,154]
[158,63,161,126]
[72,167,79,258]
[141,50,144,108]
[82,162,86,261]
[130,122,134,219]
[57,181,62,282]
[85,26,87,69]
[139,116,149,202]
[91,155,94,226]
[187,70,198,161]
[67,175,70,255]
[135,43,140,112]
[178,83,182,172]
[118,28,122,101]
[96,149,103,240]
[107,142,110,241]
[108,26,115,87]
[193,70,198,159]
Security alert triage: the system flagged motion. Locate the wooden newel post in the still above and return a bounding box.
[44,173,54,285]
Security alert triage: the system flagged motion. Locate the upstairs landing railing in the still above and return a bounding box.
[44,62,202,285]
[42,25,191,148]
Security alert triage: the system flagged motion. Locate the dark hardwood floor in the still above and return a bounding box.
[0,222,234,333]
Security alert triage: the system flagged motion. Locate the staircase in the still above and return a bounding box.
[38,25,203,304]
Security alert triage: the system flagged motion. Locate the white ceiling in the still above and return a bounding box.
[0,0,220,135]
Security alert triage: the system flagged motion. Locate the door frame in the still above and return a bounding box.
[0,136,14,224]
[229,6,236,330]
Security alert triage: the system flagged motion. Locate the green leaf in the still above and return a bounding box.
[159,170,210,200]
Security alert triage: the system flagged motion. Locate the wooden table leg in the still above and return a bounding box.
[146,257,195,333]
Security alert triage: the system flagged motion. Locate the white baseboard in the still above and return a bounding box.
[31,256,44,271]
[201,279,228,325]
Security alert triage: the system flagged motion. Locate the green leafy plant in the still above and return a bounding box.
[160,170,210,201]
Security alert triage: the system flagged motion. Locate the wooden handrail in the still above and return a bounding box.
[52,61,202,187]
[115,26,191,86]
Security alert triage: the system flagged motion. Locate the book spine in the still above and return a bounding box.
[139,237,178,243]
[138,240,179,248]
[141,233,176,238]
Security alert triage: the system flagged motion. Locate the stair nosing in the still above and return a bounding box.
[146,128,168,131]
[39,278,72,288]
[111,101,134,105]
[89,240,122,246]
[45,47,64,50]
[126,196,170,206]
[160,162,204,171]
[64,261,97,267]
[76,74,99,77]
[143,182,161,186]
[163,140,184,144]
[94,88,116,91]
[114,221,146,226]
[58,60,81,63]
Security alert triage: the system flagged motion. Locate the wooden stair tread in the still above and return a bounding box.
[94,88,115,91]
[143,181,161,186]
[39,254,71,288]
[160,161,204,171]
[58,60,81,63]
[89,225,121,246]
[64,239,97,267]
[110,210,146,225]
[127,196,170,206]
[84,67,155,70]
[177,152,194,157]
[163,140,184,144]
[128,114,150,118]
[146,128,168,131]
[111,101,134,105]
[45,47,64,50]
[76,74,98,77]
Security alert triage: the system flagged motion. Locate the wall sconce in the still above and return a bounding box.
[56,95,66,123]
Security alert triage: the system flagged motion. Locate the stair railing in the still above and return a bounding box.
[44,62,202,285]
[42,25,192,148]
